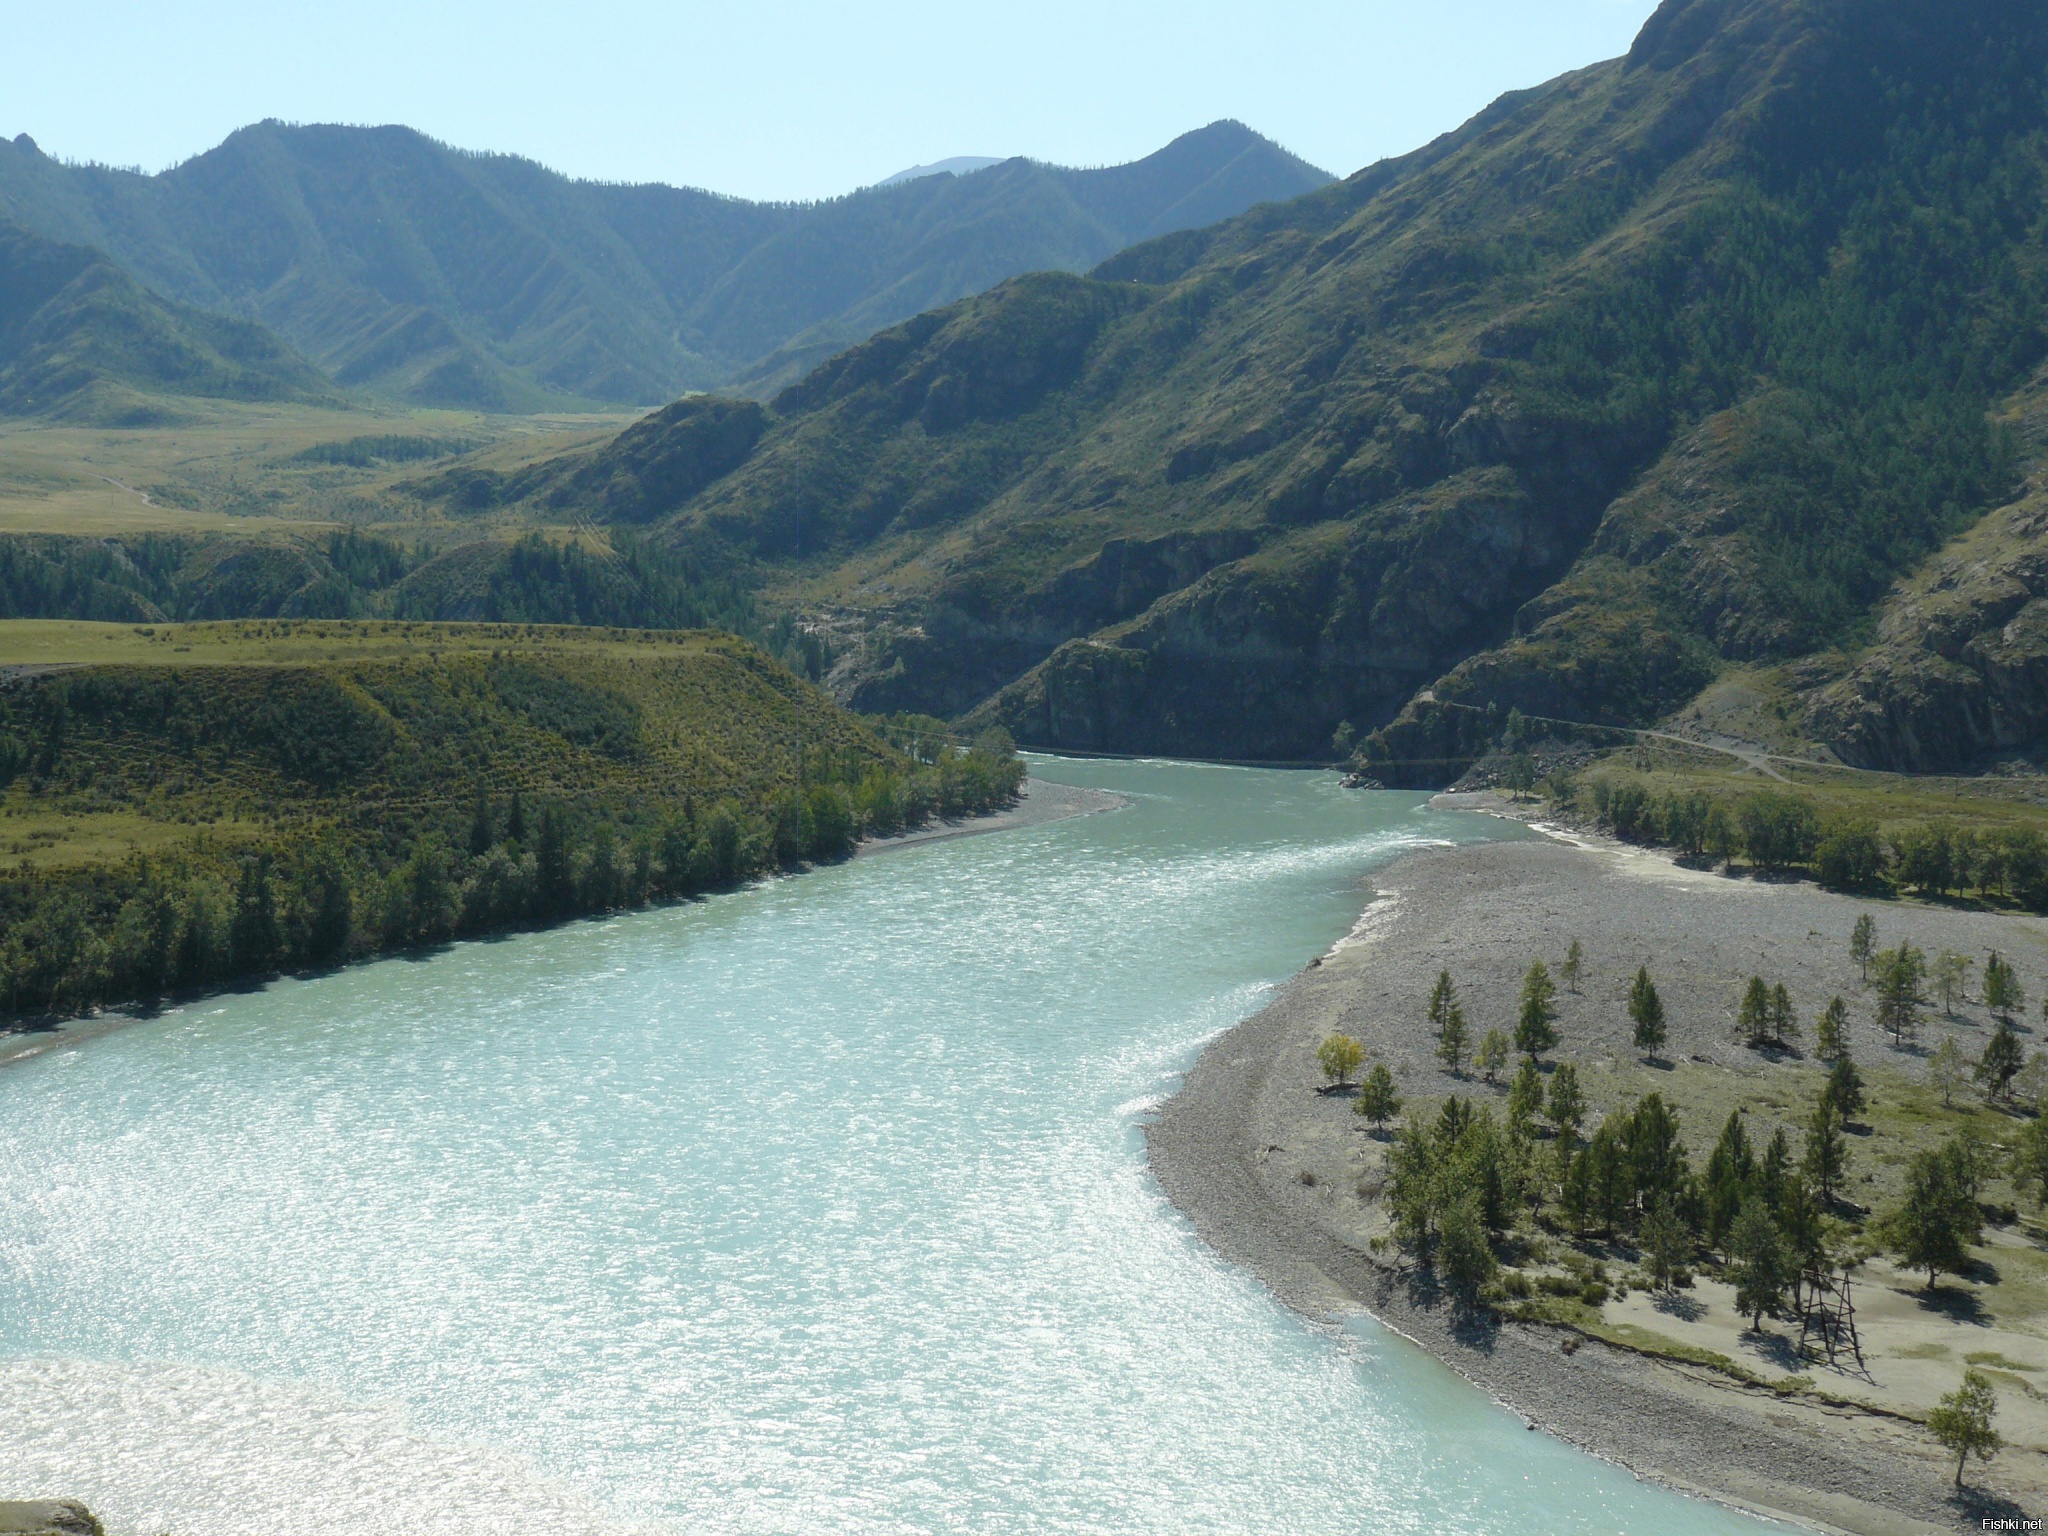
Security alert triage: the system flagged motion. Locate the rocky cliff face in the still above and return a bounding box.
[1805,373,2048,770]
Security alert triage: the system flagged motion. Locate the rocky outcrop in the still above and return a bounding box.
[0,1502,102,1536]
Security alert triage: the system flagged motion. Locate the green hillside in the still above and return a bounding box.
[492,0,2048,776]
[0,219,332,420]
[0,621,1021,1020]
[0,121,1329,409]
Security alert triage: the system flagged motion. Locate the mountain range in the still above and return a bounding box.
[0,120,1329,410]
[436,0,2048,778]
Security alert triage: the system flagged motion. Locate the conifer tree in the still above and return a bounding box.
[1875,944,1927,1048]
[1849,913,1876,981]
[1815,997,1849,1063]
[1704,1110,1754,1250]
[1640,1193,1690,1294]
[1738,976,1773,1048]
[468,787,494,857]
[1476,1028,1510,1084]
[1889,1143,1981,1289]
[1768,982,1799,1045]
[1984,951,2024,1024]
[1977,1019,2024,1103]
[1801,1093,1850,1203]
[1730,1203,1789,1329]
[1354,1062,1401,1132]
[1824,1053,1867,1124]
[1628,966,1667,1060]
[1546,1060,1585,1143]
[1515,960,1559,1059]
[1429,970,1468,1075]
[1507,1057,1545,1134]
[1933,948,1971,1015]
[1561,938,1583,995]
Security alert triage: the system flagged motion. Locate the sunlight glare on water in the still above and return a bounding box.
[0,759,1778,1534]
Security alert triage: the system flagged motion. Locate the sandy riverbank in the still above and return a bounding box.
[1147,798,2048,1534]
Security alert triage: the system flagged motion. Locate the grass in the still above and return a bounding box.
[0,403,634,540]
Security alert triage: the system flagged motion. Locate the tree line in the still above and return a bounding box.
[0,743,1023,1021]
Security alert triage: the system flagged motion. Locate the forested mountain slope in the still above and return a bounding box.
[0,219,331,420]
[544,0,2048,772]
[0,120,1327,410]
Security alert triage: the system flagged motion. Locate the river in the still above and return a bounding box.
[0,758,1776,1534]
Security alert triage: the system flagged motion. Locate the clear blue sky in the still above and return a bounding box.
[4,1,1662,202]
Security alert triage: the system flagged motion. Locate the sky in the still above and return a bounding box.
[3,2,1663,203]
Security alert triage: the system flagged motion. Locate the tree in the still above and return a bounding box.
[229,858,280,975]
[1889,1143,1981,1289]
[536,803,574,914]
[1738,976,1774,1048]
[1640,1194,1690,1294]
[1801,1093,1850,1203]
[1984,950,2024,1023]
[1507,1057,1546,1134]
[1927,1036,1967,1108]
[1933,948,1972,1015]
[1626,1093,1689,1223]
[1730,1202,1789,1329]
[1816,821,1885,891]
[1354,1063,1401,1131]
[1849,914,1876,981]
[1429,970,1468,1074]
[1768,982,1799,1045]
[1317,1032,1364,1089]
[1561,938,1583,994]
[1739,791,1819,873]
[1515,960,1559,1058]
[504,790,527,847]
[1874,944,1927,1049]
[1704,1110,1755,1250]
[1476,1028,1510,1084]
[1628,966,1667,1060]
[1824,1054,1866,1124]
[1436,1193,1496,1302]
[1815,997,1849,1063]
[1927,1369,2002,1488]
[1546,1060,1585,1142]
[1977,1020,2024,1103]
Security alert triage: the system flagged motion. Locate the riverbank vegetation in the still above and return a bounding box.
[0,619,1022,1023]
[1336,915,2048,1487]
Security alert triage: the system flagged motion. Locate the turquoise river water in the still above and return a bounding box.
[0,758,1778,1534]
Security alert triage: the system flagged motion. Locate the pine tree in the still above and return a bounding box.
[1476,1028,1510,1084]
[505,790,527,846]
[1354,1063,1401,1131]
[1704,1110,1754,1251]
[1627,1093,1688,1223]
[1515,960,1559,1058]
[1977,1019,2024,1103]
[1824,1053,1867,1123]
[1984,951,2024,1023]
[1561,938,1583,994]
[1640,1193,1690,1294]
[1429,970,1468,1075]
[1628,966,1667,1060]
[1875,944,1927,1048]
[1889,1144,1980,1289]
[1507,1057,1545,1133]
[1801,1093,1850,1203]
[1933,948,1971,1015]
[1849,914,1876,981]
[1768,982,1799,1045]
[1738,976,1773,1048]
[1815,997,1849,1063]
[1730,1202,1788,1329]
[1546,1060,1585,1143]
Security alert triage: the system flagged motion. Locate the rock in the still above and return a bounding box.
[0,1502,104,1536]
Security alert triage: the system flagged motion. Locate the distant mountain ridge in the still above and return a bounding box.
[0,217,331,420]
[0,120,1330,410]
[472,0,2048,777]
